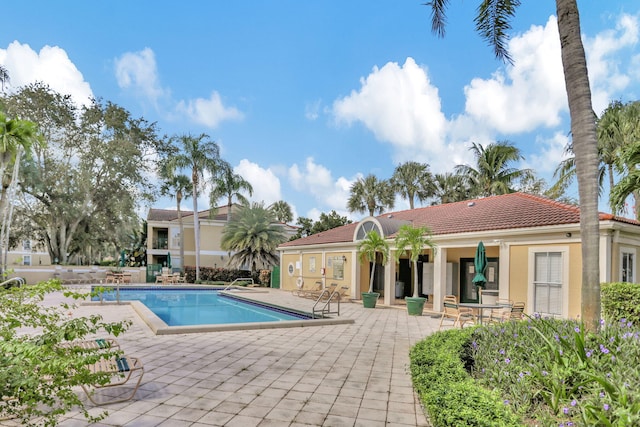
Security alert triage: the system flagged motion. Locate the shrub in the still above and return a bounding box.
[0,280,130,426]
[472,316,640,426]
[183,266,259,284]
[601,282,640,325]
[410,328,522,426]
[259,269,271,286]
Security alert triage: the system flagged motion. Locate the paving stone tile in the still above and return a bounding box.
[44,288,443,427]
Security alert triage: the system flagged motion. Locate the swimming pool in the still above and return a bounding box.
[89,286,354,335]
[93,287,311,326]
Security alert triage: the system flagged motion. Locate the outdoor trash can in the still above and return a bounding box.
[395,281,404,298]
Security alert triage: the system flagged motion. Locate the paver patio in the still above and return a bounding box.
[23,288,440,426]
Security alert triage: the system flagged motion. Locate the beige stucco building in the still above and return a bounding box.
[147,205,297,274]
[277,193,640,319]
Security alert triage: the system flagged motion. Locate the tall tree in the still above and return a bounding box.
[291,210,352,240]
[394,224,437,298]
[609,102,640,216]
[431,172,471,205]
[4,83,159,265]
[347,174,395,217]
[270,200,293,223]
[221,202,286,272]
[357,230,390,294]
[169,133,221,282]
[209,161,253,222]
[455,141,530,197]
[158,159,192,273]
[391,161,434,209]
[427,0,602,327]
[0,111,39,274]
[551,100,629,211]
[0,65,9,92]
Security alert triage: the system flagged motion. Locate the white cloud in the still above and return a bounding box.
[175,91,244,128]
[234,159,282,206]
[464,16,567,134]
[305,99,322,120]
[584,13,639,114]
[288,157,354,214]
[114,48,167,104]
[0,41,93,106]
[333,57,447,150]
[114,47,243,128]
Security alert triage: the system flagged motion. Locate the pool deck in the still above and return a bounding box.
[23,287,440,426]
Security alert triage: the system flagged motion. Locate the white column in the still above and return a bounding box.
[350,250,359,297]
[599,231,612,283]
[433,248,447,312]
[498,242,510,301]
[384,257,395,306]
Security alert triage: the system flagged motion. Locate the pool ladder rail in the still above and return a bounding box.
[312,285,344,318]
[1,277,25,289]
[222,277,254,291]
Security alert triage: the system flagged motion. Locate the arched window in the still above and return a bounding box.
[355,221,382,240]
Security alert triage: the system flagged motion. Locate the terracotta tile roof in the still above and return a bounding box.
[280,193,640,247]
[147,208,183,222]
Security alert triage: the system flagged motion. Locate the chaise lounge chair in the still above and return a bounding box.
[81,354,144,405]
[60,338,120,352]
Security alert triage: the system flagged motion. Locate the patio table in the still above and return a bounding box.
[458,302,511,325]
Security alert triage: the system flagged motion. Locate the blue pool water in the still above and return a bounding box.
[93,288,311,326]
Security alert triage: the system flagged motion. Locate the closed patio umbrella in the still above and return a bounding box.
[472,241,487,288]
[167,252,171,269]
[119,250,126,267]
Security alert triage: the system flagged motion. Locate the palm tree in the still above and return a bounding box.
[347,174,395,217]
[0,112,39,274]
[0,65,9,92]
[427,0,601,327]
[270,200,293,223]
[158,161,192,273]
[551,100,628,211]
[391,161,434,209]
[209,161,253,222]
[432,172,471,204]
[455,141,530,197]
[609,102,640,215]
[221,202,287,272]
[394,224,437,298]
[169,133,222,282]
[357,230,390,294]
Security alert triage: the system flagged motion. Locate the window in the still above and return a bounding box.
[23,240,31,251]
[533,252,563,316]
[620,248,635,283]
[355,221,381,240]
[332,257,344,280]
[23,255,31,266]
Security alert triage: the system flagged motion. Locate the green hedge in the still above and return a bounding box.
[410,328,522,427]
[184,266,261,285]
[601,282,640,325]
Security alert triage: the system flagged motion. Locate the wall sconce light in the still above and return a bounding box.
[342,255,347,263]
[565,232,572,238]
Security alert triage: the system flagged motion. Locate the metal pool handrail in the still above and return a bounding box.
[1,277,25,289]
[222,277,254,291]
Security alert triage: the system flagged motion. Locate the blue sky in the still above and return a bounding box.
[2,1,640,221]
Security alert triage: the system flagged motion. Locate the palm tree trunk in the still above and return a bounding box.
[177,190,185,274]
[412,260,419,298]
[369,262,376,293]
[192,171,201,282]
[556,0,600,329]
